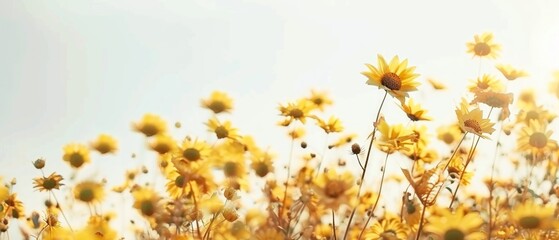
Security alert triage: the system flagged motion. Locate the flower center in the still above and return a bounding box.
[43,178,57,190]
[95,143,112,154]
[175,175,186,188]
[442,133,455,144]
[183,148,201,161]
[69,153,85,168]
[141,201,155,216]
[464,119,482,133]
[79,188,95,202]
[529,132,548,149]
[526,110,539,121]
[444,228,465,240]
[209,101,226,113]
[474,42,491,56]
[312,98,323,105]
[381,72,402,90]
[224,161,240,177]
[215,126,229,139]
[152,142,171,155]
[519,216,541,229]
[254,162,270,177]
[289,108,304,118]
[141,124,159,137]
[325,180,346,198]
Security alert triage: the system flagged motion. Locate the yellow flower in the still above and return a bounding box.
[312,169,356,210]
[90,134,118,154]
[402,193,422,227]
[132,187,161,217]
[364,217,409,240]
[437,123,463,145]
[307,89,333,111]
[0,178,9,202]
[517,119,557,159]
[329,133,357,149]
[278,99,313,125]
[447,156,473,186]
[201,91,234,114]
[253,228,286,240]
[362,55,420,102]
[62,143,91,169]
[287,127,306,140]
[517,88,536,109]
[3,193,24,219]
[426,77,447,90]
[176,138,210,162]
[548,71,559,99]
[424,207,485,239]
[511,200,556,230]
[73,181,104,204]
[455,99,495,139]
[496,64,528,80]
[250,151,275,177]
[75,215,117,240]
[33,172,64,192]
[399,98,431,121]
[468,74,504,93]
[516,105,556,125]
[132,113,166,137]
[166,162,215,198]
[312,115,344,134]
[376,117,417,154]
[149,134,176,155]
[206,117,239,140]
[470,90,513,120]
[466,32,501,59]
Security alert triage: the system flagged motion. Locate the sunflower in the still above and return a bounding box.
[176,138,211,162]
[549,71,559,99]
[466,32,501,59]
[201,91,234,114]
[364,216,410,240]
[206,117,239,140]
[250,151,275,177]
[437,123,463,145]
[510,200,556,230]
[312,169,356,210]
[455,99,495,139]
[75,215,117,240]
[312,115,344,134]
[165,163,215,198]
[132,113,166,137]
[132,187,161,217]
[516,105,556,125]
[33,172,64,192]
[149,134,176,155]
[447,156,473,186]
[376,117,417,154]
[3,193,24,219]
[62,143,91,169]
[424,207,485,240]
[495,64,528,81]
[287,127,306,140]
[517,119,557,159]
[277,99,314,126]
[468,74,504,93]
[470,90,513,120]
[307,89,333,111]
[362,55,420,102]
[90,134,118,154]
[399,98,431,121]
[73,181,104,204]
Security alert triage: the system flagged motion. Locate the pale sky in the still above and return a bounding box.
[1,0,558,237]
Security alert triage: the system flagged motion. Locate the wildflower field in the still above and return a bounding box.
[1,1,559,240]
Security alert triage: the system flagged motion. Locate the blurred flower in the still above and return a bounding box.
[364,216,409,240]
[437,123,463,145]
[517,119,557,159]
[424,207,485,239]
[132,187,161,217]
[307,89,333,111]
[496,64,528,81]
[470,90,513,120]
[312,115,344,134]
[62,143,91,169]
[466,32,501,59]
[469,74,504,93]
[201,91,234,114]
[177,138,210,162]
[426,77,447,90]
[312,169,356,210]
[133,113,166,137]
[278,99,313,125]
[149,134,176,155]
[511,201,556,230]
[73,181,104,204]
[206,117,239,140]
[362,54,420,102]
[90,134,118,154]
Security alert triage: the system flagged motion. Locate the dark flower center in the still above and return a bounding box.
[183,148,201,161]
[464,119,482,133]
[69,153,85,168]
[474,42,491,56]
[444,228,465,240]
[529,132,548,149]
[381,72,402,90]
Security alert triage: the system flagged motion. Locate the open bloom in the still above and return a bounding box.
[362,54,420,102]
[201,91,234,114]
[132,113,166,137]
[466,32,501,59]
[517,119,557,160]
[399,98,431,121]
[376,117,417,154]
[424,207,485,239]
[496,64,528,81]
[206,117,239,140]
[62,143,91,169]
[455,99,495,139]
[90,134,118,154]
[312,169,356,210]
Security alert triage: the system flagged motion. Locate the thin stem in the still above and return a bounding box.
[332,209,337,240]
[358,152,390,240]
[449,135,480,209]
[50,191,73,232]
[314,134,330,178]
[488,118,504,238]
[279,138,295,225]
[356,154,364,171]
[415,204,428,240]
[342,91,388,240]
[441,133,467,172]
[189,182,202,239]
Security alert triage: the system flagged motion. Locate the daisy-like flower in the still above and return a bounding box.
[447,156,473,186]
[201,91,234,114]
[516,105,556,125]
[466,32,501,59]
[250,151,275,177]
[424,207,485,239]
[455,99,495,139]
[468,74,504,93]
[148,134,176,155]
[426,77,447,90]
[287,127,306,140]
[33,173,64,192]
[132,187,161,217]
[517,119,557,159]
[176,138,211,162]
[376,117,417,154]
[312,169,356,210]
[4,193,25,219]
[516,88,536,109]
[90,134,118,154]
[364,216,409,240]
[511,200,556,230]
[205,117,239,140]
[132,113,166,137]
[62,143,91,169]
[312,115,344,134]
[470,90,513,120]
[362,54,420,102]
[75,215,117,240]
[329,133,357,149]
[496,64,528,81]
[278,99,314,125]
[73,181,104,204]
[437,123,463,145]
[307,89,333,111]
[399,98,431,121]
